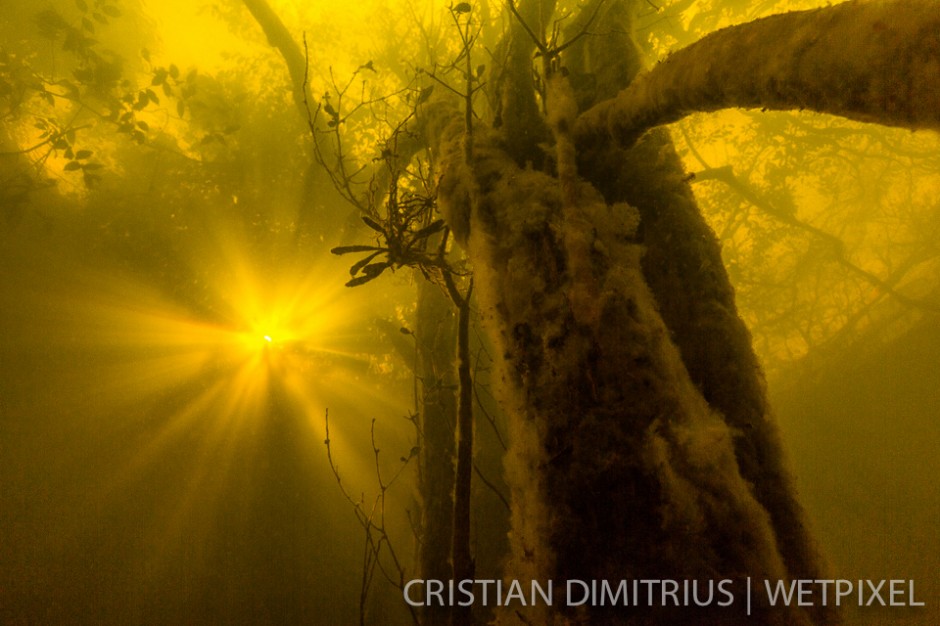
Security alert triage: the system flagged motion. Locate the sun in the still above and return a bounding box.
[234,316,293,360]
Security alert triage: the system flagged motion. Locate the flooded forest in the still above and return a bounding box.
[1,0,938,624]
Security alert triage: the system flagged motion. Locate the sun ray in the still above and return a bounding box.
[1,216,412,587]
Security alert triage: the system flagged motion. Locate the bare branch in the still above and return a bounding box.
[695,163,940,314]
[507,0,549,57]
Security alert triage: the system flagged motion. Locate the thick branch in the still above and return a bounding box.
[242,0,310,116]
[576,0,940,146]
[498,0,556,165]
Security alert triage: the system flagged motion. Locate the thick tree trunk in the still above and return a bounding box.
[578,130,833,626]
[426,1,846,623]
[429,113,818,624]
[497,0,555,168]
[567,7,834,622]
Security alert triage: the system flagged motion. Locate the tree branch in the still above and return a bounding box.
[241,0,310,117]
[576,0,940,147]
[696,164,940,314]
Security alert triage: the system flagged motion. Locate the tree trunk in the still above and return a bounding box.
[435,123,819,625]
[425,1,843,623]
[414,279,458,626]
[445,275,475,626]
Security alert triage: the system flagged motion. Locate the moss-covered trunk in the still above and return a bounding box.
[426,1,839,624]
[436,127,822,626]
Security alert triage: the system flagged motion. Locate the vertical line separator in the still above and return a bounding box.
[747,577,752,616]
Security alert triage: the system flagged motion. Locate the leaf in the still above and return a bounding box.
[141,48,150,62]
[169,64,179,79]
[75,0,88,12]
[102,4,121,17]
[145,88,159,104]
[34,9,69,38]
[345,261,392,287]
[136,120,149,131]
[64,161,82,171]
[349,251,384,276]
[83,171,101,188]
[360,60,375,72]
[412,219,446,240]
[82,17,94,33]
[345,274,378,288]
[331,245,383,255]
[415,85,434,105]
[82,162,103,170]
[176,100,185,118]
[75,149,92,159]
[454,2,472,13]
[361,215,385,233]
[361,261,391,277]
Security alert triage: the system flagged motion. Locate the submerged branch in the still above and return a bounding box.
[576,0,940,147]
[242,0,310,116]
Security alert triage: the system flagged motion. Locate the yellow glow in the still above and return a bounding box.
[0,217,410,569]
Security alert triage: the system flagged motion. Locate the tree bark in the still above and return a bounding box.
[565,5,834,621]
[496,0,555,167]
[576,0,940,148]
[414,280,458,626]
[426,109,818,624]
[579,129,834,626]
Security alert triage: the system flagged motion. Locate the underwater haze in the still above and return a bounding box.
[2,0,938,624]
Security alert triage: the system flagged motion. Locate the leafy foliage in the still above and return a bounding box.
[329,138,450,289]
